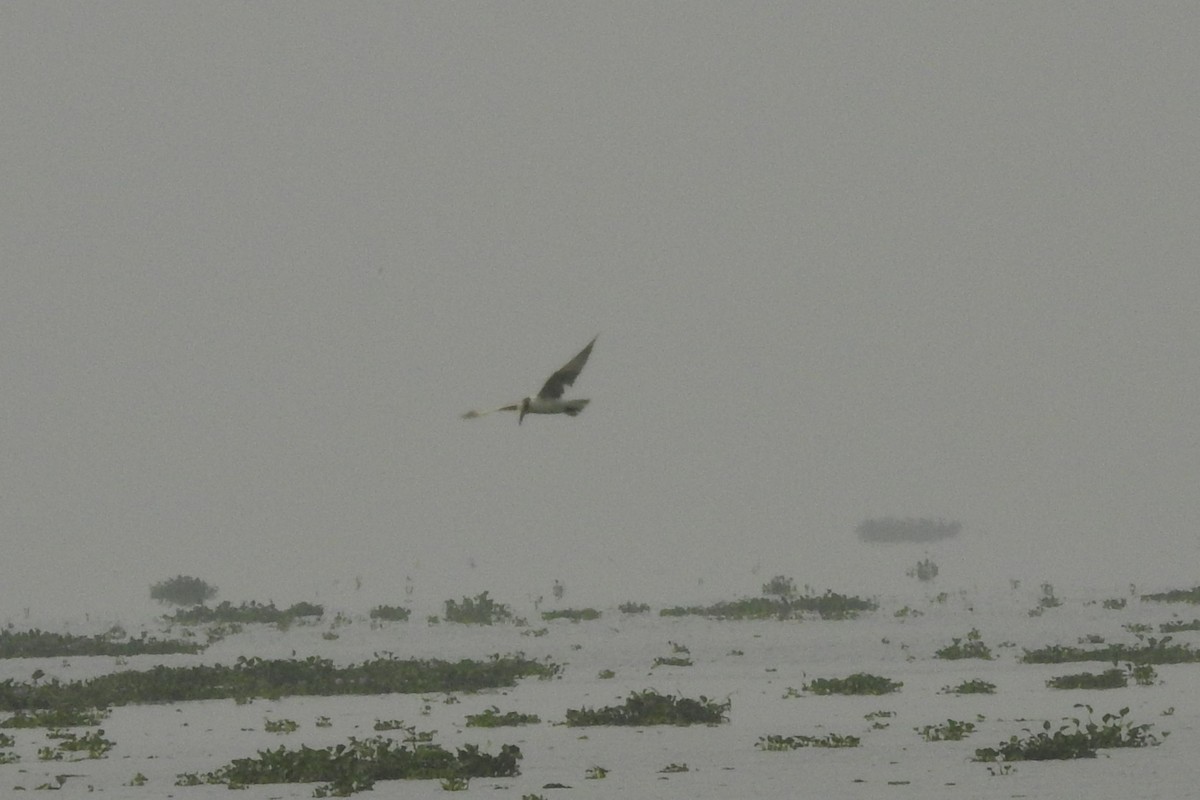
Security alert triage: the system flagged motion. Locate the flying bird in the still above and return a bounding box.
[462,336,597,424]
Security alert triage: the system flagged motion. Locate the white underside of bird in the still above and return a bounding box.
[462,336,597,424]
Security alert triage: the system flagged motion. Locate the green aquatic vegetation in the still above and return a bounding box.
[0,653,560,711]
[1021,636,1200,665]
[597,669,615,679]
[2,706,109,728]
[373,719,406,731]
[941,679,996,695]
[443,592,514,625]
[369,605,411,622]
[659,762,689,773]
[541,608,601,622]
[41,728,115,759]
[652,655,693,668]
[659,590,876,621]
[1049,663,1158,690]
[584,765,608,779]
[864,709,894,728]
[204,622,244,643]
[187,735,521,796]
[1141,585,1200,604]
[974,705,1165,762]
[464,706,540,727]
[1103,597,1127,610]
[0,628,202,659]
[660,597,789,620]
[757,732,860,750]
[803,673,902,696]
[441,775,470,790]
[164,600,323,626]
[264,718,299,733]
[619,601,650,614]
[1160,618,1200,633]
[1047,668,1127,690]
[565,690,729,726]
[916,719,976,741]
[1129,663,1158,686]
[935,628,993,660]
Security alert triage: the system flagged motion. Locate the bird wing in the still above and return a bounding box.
[537,336,597,399]
[461,404,519,419]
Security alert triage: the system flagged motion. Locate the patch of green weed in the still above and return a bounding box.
[369,605,411,622]
[464,706,540,727]
[1141,586,1200,604]
[190,735,521,796]
[165,601,323,626]
[541,608,600,622]
[803,673,902,696]
[974,705,1165,762]
[0,629,201,659]
[443,592,514,625]
[565,690,729,726]
[757,733,860,750]
[0,654,559,711]
[935,628,993,660]
[941,679,996,695]
[916,719,976,741]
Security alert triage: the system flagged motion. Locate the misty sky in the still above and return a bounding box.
[3,3,1198,621]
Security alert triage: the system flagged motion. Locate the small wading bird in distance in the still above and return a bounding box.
[462,336,597,424]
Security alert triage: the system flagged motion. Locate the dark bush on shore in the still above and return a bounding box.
[150,575,218,606]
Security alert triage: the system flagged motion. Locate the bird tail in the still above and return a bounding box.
[461,404,519,419]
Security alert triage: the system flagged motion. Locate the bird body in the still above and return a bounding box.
[462,337,597,424]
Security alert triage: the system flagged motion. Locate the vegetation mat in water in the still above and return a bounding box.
[0,629,202,659]
[0,654,560,711]
[180,735,521,796]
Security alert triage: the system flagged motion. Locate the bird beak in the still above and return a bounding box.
[518,399,527,425]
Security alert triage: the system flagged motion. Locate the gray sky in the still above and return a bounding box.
[4,3,1198,620]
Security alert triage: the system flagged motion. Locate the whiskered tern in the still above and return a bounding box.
[462,336,597,424]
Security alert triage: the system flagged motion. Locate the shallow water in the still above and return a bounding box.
[1,583,1197,799]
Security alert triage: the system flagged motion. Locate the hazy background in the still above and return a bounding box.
[3,3,1198,622]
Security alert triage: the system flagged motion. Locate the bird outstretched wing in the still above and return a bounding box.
[537,336,597,399]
